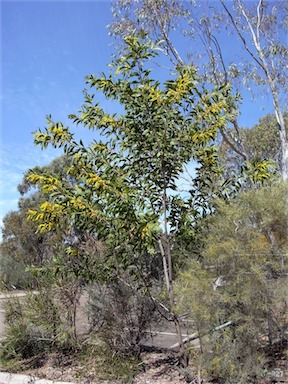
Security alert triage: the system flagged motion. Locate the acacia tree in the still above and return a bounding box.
[109,0,288,180]
[27,34,236,365]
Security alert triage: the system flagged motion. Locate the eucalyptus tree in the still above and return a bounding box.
[0,156,73,289]
[219,0,288,180]
[110,0,288,180]
[219,113,287,186]
[27,34,236,365]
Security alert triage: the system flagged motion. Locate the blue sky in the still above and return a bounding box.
[1,0,276,234]
[1,0,115,229]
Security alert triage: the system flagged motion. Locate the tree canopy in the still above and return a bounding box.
[24,33,240,366]
[110,0,288,180]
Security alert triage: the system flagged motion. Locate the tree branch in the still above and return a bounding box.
[153,1,185,66]
[220,0,265,72]
[256,0,264,42]
[220,125,248,161]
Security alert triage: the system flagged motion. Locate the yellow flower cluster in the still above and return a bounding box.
[100,115,117,126]
[66,247,80,256]
[40,201,61,212]
[148,87,162,104]
[27,201,62,230]
[86,173,108,189]
[38,223,54,233]
[167,72,192,101]
[92,143,107,152]
[141,224,149,239]
[27,174,61,194]
[50,125,65,135]
[34,132,49,143]
[70,197,87,210]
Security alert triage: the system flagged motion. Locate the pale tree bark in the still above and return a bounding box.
[158,239,188,367]
[158,180,188,367]
[220,0,288,181]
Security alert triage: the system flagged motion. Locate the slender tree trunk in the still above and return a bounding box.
[276,110,288,182]
[257,54,288,181]
[159,187,189,367]
[158,237,188,367]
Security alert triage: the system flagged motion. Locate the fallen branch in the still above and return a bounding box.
[169,321,233,349]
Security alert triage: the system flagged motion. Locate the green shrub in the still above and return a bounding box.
[175,183,288,383]
[0,297,50,360]
[1,289,79,363]
[87,278,157,357]
[79,337,141,383]
[0,253,33,290]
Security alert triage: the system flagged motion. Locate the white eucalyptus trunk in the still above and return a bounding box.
[231,0,288,181]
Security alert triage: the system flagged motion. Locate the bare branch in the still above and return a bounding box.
[220,0,265,71]
[220,124,248,161]
[161,27,185,66]
[210,33,228,83]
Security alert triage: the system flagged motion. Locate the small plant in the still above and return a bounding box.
[0,297,50,361]
[0,288,80,364]
[78,336,141,383]
[87,278,157,357]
